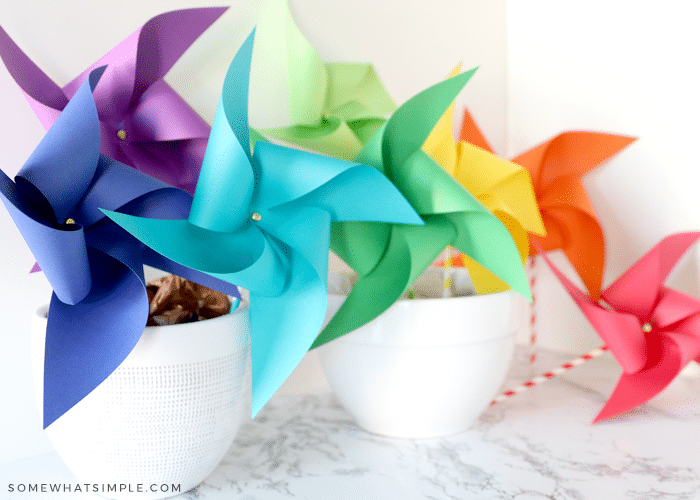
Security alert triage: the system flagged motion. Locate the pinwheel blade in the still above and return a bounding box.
[131,8,229,100]
[516,132,636,190]
[43,248,147,427]
[0,172,91,305]
[603,232,700,316]
[652,288,700,329]
[592,334,692,423]
[446,211,531,300]
[315,233,413,349]
[457,211,530,295]
[249,208,333,414]
[189,30,255,233]
[101,212,262,277]
[459,108,495,153]
[253,1,394,159]
[250,268,327,415]
[381,69,477,174]
[253,141,422,225]
[534,176,604,298]
[330,221,391,277]
[17,69,104,223]
[0,25,68,110]
[318,218,455,348]
[537,247,646,374]
[453,143,545,236]
[324,63,396,121]
[129,80,210,143]
[258,120,365,161]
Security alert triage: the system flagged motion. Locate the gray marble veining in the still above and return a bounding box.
[4,348,699,499]
[183,349,700,500]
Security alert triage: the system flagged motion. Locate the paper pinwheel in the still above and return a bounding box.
[102,32,422,416]
[0,68,240,428]
[0,7,227,195]
[312,69,531,349]
[460,109,635,299]
[539,233,700,423]
[423,69,545,295]
[253,0,395,160]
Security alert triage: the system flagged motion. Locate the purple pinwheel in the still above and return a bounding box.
[0,7,227,195]
[0,67,239,428]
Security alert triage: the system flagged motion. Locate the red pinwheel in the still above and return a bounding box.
[0,7,227,194]
[539,232,700,422]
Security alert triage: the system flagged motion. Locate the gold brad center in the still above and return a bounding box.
[65,218,75,225]
[117,129,127,140]
[642,322,653,333]
[251,212,262,222]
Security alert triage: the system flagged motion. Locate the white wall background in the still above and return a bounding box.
[0,0,507,465]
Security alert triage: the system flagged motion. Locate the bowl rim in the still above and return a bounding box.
[33,298,249,333]
[327,287,515,302]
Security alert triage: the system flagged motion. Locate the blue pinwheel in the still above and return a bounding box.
[103,31,422,415]
[0,67,240,427]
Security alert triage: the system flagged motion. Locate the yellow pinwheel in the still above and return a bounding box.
[423,67,545,294]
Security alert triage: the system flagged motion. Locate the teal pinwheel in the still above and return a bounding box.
[102,31,422,415]
[253,0,396,161]
[312,68,532,349]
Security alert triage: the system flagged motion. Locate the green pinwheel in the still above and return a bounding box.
[253,0,395,160]
[102,31,422,415]
[312,68,532,349]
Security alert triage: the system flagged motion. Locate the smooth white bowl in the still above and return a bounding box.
[31,302,251,499]
[318,272,521,439]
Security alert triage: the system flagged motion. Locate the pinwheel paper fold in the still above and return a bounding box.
[0,7,227,194]
[537,233,700,423]
[252,0,395,160]
[313,68,531,349]
[460,109,636,299]
[103,31,422,416]
[0,68,240,428]
[423,68,544,294]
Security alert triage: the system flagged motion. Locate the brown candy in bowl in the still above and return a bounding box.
[146,275,231,326]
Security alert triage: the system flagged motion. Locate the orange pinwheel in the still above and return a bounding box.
[460,109,636,299]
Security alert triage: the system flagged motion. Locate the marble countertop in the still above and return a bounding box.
[3,348,700,499]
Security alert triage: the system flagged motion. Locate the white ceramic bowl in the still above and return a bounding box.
[31,302,251,499]
[318,271,522,439]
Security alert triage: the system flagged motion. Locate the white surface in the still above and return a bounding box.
[0,0,508,465]
[318,288,519,438]
[2,347,699,499]
[29,305,251,499]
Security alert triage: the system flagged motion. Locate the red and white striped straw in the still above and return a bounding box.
[528,256,537,365]
[491,345,609,406]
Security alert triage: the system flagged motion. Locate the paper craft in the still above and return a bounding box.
[0,7,227,195]
[253,0,395,160]
[312,68,531,349]
[103,31,422,416]
[423,67,545,294]
[539,233,700,423]
[460,109,635,298]
[0,68,240,428]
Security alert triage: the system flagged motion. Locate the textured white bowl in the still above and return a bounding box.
[31,302,251,499]
[318,276,521,439]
